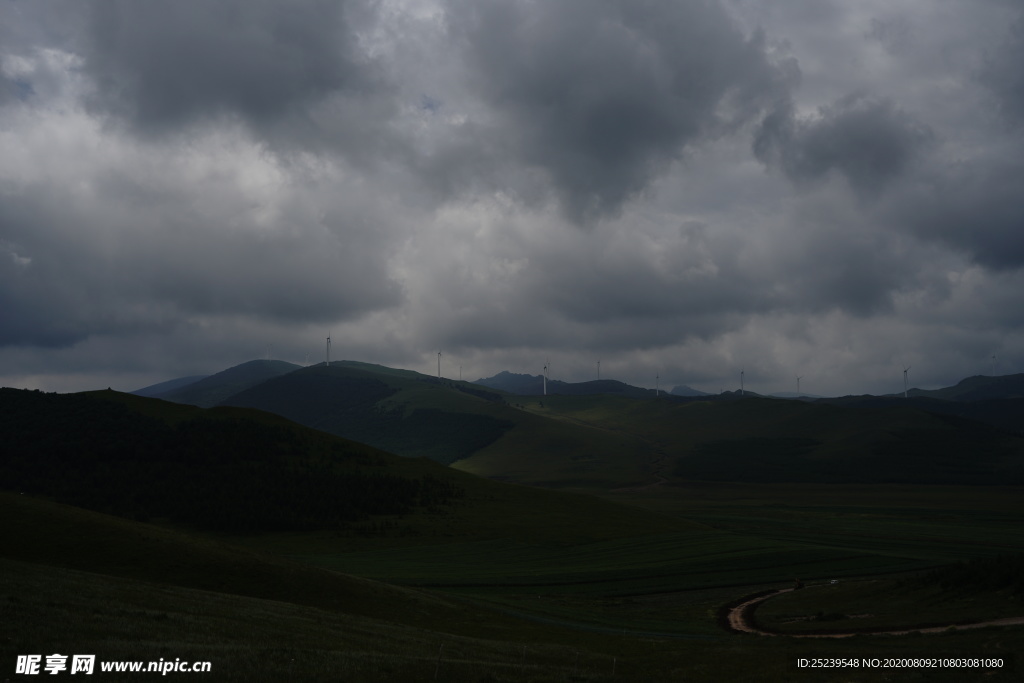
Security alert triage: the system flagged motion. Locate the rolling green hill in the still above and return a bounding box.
[821,394,1024,434]
[907,373,1024,401]
[218,362,657,485]
[0,386,684,541]
[457,393,1024,486]
[4,387,1024,681]
[132,373,209,397]
[474,370,674,398]
[118,359,1024,489]
[0,387,462,533]
[221,363,515,465]
[156,359,302,407]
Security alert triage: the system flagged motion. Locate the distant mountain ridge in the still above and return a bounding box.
[904,373,1024,402]
[116,359,1024,485]
[474,370,693,398]
[143,359,302,408]
[133,375,209,398]
[670,385,711,397]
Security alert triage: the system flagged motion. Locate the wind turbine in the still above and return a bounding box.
[656,374,660,398]
[597,360,601,380]
[740,369,745,397]
[542,361,548,396]
[326,336,331,366]
[437,351,442,379]
[903,365,911,398]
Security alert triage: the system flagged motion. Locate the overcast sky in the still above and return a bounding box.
[2,0,1023,397]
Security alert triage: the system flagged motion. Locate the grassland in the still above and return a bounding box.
[755,578,1024,635]
[3,507,1021,682]
[4,384,1024,681]
[463,394,1024,487]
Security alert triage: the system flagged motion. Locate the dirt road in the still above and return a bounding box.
[727,588,1024,638]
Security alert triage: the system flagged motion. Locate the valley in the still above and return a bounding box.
[2,363,1023,681]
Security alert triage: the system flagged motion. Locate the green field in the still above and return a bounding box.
[3,385,1024,681]
[756,578,1024,635]
[5,482,1024,682]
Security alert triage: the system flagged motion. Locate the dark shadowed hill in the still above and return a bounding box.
[105,359,1024,489]
[132,374,209,398]
[156,359,302,407]
[475,370,678,398]
[216,362,660,485]
[670,384,711,397]
[221,363,516,465]
[819,394,1024,435]
[0,388,462,533]
[0,387,688,541]
[904,373,1024,402]
[476,393,1024,486]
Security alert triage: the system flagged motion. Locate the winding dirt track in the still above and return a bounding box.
[727,589,1024,639]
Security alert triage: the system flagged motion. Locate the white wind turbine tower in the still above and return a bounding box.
[543,359,550,396]
[740,369,745,396]
[903,365,911,398]
[326,336,331,366]
[437,351,442,379]
[656,374,659,398]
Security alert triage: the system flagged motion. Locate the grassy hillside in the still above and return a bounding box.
[219,362,657,484]
[4,389,1023,680]
[455,394,1024,486]
[754,554,1024,635]
[907,373,1024,401]
[821,394,1024,434]
[135,359,1024,489]
[0,492,469,629]
[0,386,690,542]
[475,370,670,399]
[157,359,301,407]
[131,374,208,397]
[0,388,463,533]
[221,363,515,465]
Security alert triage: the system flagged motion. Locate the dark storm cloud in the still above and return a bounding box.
[890,160,1024,270]
[0,172,402,349]
[754,93,933,195]
[980,13,1024,126]
[865,15,913,56]
[0,74,18,106]
[81,0,380,133]
[445,0,797,223]
[4,0,1024,396]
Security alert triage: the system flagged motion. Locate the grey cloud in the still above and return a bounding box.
[0,173,402,349]
[418,207,911,360]
[81,0,381,134]
[0,75,17,106]
[445,0,797,224]
[980,13,1024,126]
[754,93,933,195]
[891,160,1024,271]
[865,15,913,56]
